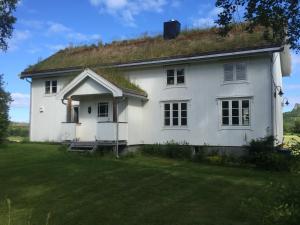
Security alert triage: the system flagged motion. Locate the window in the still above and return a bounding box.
[45,80,58,94]
[167,70,175,85]
[221,99,250,126]
[98,102,109,117]
[164,102,188,127]
[166,68,185,85]
[224,63,247,82]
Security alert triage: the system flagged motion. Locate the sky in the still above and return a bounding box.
[0,0,299,122]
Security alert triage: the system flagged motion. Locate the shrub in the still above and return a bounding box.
[241,181,300,225]
[293,120,300,134]
[141,141,193,160]
[245,136,292,171]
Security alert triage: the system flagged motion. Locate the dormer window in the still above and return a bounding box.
[224,63,247,82]
[45,80,58,94]
[167,68,185,85]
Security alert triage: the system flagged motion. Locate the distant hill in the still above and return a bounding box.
[284,105,300,133]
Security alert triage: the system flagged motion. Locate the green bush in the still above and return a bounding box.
[141,141,193,160]
[242,181,300,225]
[245,136,292,171]
[293,120,300,134]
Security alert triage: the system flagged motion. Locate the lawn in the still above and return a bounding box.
[0,143,298,225]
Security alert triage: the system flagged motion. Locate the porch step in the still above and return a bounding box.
[67,140,127,152]
[68,142,97,152]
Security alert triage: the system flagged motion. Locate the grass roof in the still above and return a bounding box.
[93,68,147,97]
[23,24,280,74]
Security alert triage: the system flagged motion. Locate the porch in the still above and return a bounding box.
[58,68,147,146]
[61,121,128,142]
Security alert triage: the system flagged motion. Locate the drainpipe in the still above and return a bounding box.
[270,53,277,142]
[25,78,32,141]
[115,97,119,158]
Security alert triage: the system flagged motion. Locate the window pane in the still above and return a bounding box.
[173,103,178,110]
[173,110,178,117]
[172,103,178,126]
[181,103,187,110]
[164,111,170,117]
[236,63,246,80]
[167,70,175,85]
[242,100,250,126]
[242,100,249,108]
[45,81,50,94]
[181,118,187,126]
[222,117,229,125]
[232,109,239,117]
[164,104,170,110]
[164,103,170,126]
[173,118,178,126]
[222,109,229,116]
[232,117,239,125]
[177,69,184,76]
[177,69,185,84]
[181,111,187,117]
[52,80,57,93]
[232,101,239,108]
[165,118,170,126]
[222,101,229,108]
[224,64,234,81]
[98,103,108,117]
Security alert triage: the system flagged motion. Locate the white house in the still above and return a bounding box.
[20,21,291,151]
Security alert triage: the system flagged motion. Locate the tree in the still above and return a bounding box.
[0,0,18,51]
[293,120,300,134]
[215,0,300,52]
[0,74,12,142]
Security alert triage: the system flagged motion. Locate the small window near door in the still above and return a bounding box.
[98,102,109,117]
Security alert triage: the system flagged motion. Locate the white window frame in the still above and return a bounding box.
[166,67,186,86]
[220,98,251,128]
[163,101,188,128]
[223,63,247,83]
[98,102,109,118]
[45,80,58,95]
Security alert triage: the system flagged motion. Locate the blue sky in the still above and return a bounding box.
[0,0,299,122]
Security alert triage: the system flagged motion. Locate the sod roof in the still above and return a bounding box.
[94,68,147,97]
[22,25,281,75]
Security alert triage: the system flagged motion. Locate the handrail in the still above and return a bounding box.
[97,121,128,124]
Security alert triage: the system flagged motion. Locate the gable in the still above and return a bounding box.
[66,77,110,97]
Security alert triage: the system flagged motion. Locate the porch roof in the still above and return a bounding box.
[58,68,147,100]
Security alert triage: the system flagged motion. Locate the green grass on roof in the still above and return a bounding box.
[24,24,279,73]
[93,68,147,96]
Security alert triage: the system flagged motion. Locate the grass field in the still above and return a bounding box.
[0,143,299,225]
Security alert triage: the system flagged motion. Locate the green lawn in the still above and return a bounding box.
[0,143,298,225]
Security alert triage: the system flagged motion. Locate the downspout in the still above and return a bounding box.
[25,78,32,141]
[270,54,277,140]
[115,97,119,158]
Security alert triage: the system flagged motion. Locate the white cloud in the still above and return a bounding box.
[192,7,221,28]
[285,84,300,90]
[19,19,44,29]
[46,44,67,52]
[89,0,167,26]
[47,22,71,34]
[8,30,31,51]
[193,18,215,28]
[10,93,30,108]
[171,0,180,8]
[292,53,300,65]
[20,20,101,44]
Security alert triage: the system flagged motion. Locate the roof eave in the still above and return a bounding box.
[20,45,284,78]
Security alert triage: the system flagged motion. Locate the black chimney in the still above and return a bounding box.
[163,20,181,40]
